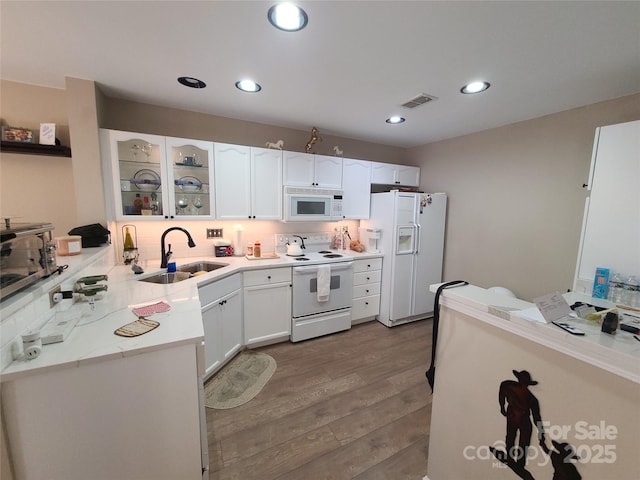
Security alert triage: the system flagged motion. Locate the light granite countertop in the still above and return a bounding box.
[430,283,640,383]
[1,248,382,381]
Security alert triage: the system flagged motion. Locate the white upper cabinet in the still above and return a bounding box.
[101,129,215,220]
[214,143,282,220]
[250,147,283,220]
[341,158,371,219]
[283,151,342,188]
[370,162,420,187]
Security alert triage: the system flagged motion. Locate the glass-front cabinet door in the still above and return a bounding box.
[101,130,215,220]
[105,130,167,220]
[165,137,215,218]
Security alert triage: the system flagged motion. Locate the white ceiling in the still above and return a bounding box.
[1,1,639,148]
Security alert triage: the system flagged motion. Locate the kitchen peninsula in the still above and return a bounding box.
[426,284,639,480]
[1,244,382,480]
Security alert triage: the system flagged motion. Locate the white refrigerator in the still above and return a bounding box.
[361,191,446,326]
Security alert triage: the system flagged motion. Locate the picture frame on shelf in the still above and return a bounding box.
[2,126,34,143]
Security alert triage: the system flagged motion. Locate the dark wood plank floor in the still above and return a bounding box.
[206,319,433,480]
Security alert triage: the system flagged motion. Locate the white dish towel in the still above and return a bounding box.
[317,264,331,302]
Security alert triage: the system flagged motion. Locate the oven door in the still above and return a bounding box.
[292,262,353,317]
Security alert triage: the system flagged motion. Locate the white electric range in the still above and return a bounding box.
[275,233,354,342]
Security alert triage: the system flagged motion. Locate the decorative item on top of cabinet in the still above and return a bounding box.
[333,145,343,156]
[304,126,322,153]
[352,258,382,324]
[243,267,292,347]
[265,139,284,150]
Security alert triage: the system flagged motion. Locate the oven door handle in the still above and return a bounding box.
[293,261,353,273]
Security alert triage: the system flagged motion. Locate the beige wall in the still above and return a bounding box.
[408,94,640,301]
[0,80,77,236]
[100,97,408,164]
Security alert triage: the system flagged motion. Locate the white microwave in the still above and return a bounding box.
[283,186,343,222]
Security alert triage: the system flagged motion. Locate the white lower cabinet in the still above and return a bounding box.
[2,344,204,480]
[352,258,382,323]
[199,274,243,378]
[243,267,292,346]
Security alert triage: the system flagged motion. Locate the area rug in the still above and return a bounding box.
[204,351,276,409]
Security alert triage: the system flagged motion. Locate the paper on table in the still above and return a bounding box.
[533,292,574,323]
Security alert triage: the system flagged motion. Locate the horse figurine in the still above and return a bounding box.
[333,145,343,157]
[305,127,322,153]
[265,139,284,150]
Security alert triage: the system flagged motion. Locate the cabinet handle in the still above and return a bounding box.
[267,275,271,280]
[367,264,371,268]
[366,277,370,280]
[366,289,369,293]
[365,302,369,305]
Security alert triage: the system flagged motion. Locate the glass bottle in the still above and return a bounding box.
[124,227,135,250]
[622,275,639,308]
[253,241,261,258]
[607,273,623,303]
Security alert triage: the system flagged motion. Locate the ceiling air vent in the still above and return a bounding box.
[401,93,437,109]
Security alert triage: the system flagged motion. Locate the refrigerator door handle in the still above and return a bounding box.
[415,223,421,254]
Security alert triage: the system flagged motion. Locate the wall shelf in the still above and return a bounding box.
[1,141,71,157]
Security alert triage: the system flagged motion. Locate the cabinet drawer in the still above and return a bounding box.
[353,258,382,273]
[352,295,380,320]
[353,283,381,298]
[198,274,242,306]
[243,267,291,287]
[353,270,381,286]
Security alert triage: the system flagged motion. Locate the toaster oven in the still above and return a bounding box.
[1,222,59,301]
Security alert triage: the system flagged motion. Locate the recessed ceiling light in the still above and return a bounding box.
[268,3,308,32]
[386,116,405,125]
[235,79,262,93]
[460,81,490,94]
[177,77,206,88]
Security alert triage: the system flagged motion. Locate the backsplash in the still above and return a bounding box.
[111,219,360,264]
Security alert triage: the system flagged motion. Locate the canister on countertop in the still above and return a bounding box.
[253,240,261,258]
[55,235,82,256]
[214,239,234,257]
[246,243,253,256]
[601,311,619,334]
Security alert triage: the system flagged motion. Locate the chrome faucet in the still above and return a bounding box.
[160,227,196,268]
[293,235,306,249]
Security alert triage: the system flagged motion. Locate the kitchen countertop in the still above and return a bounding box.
[1,248,382,382]
[430,283,640,383]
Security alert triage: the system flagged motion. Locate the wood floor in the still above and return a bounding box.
[206,319,434,480]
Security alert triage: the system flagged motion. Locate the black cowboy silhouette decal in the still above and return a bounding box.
[490,370,582,480]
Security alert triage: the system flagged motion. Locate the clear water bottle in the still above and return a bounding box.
[607,273,623,303]
[621,275,640,308]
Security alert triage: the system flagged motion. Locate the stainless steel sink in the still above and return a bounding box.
[177,261,228,274]
[138,271,193,284]
[138,261,228,284]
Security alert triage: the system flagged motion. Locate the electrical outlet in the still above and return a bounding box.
[49,285,61,308]
[207,228,223,238]
[275,234,289,246]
